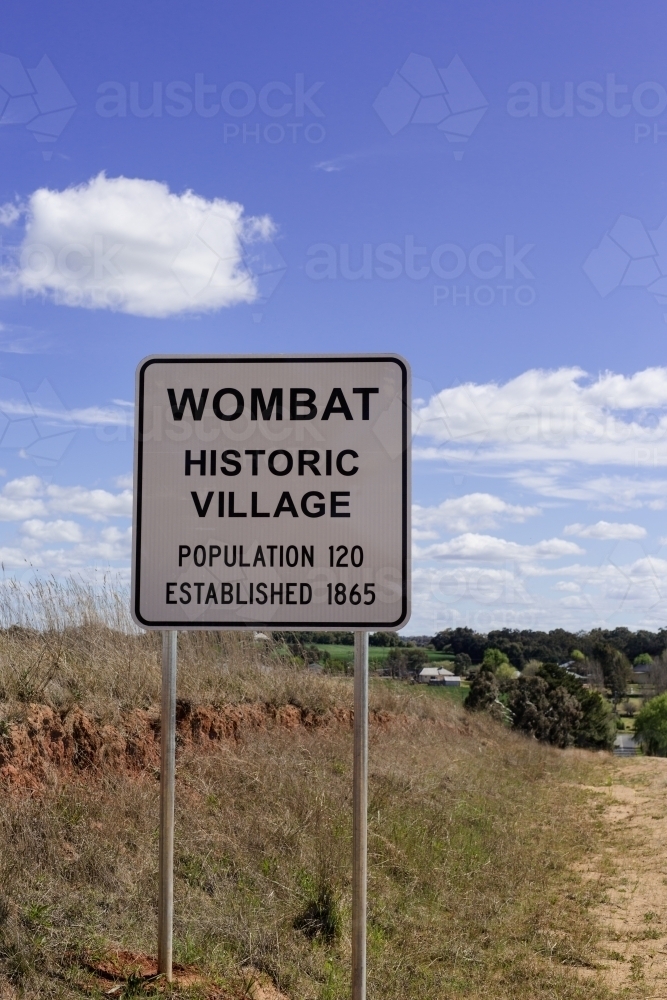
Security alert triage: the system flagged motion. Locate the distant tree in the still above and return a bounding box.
[482,647,510,672]
[386,647,405,679]
[571,649,585,662]
[386,646,429,678]
[592,642,632,702]
[369,631,404,647]
[634,694,667,756]
[496,662,519,681]
[634,653,653,667]
[580,658,605,689]
[453,652,472,676]
[427,625,667,671]
[405,648,429,675]
[648,654,667,695]
[486,631,526,668]
[432,627,486,663]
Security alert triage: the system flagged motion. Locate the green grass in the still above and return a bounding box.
[314,644,454,664]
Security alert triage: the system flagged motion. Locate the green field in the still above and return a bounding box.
[314,643,455,664]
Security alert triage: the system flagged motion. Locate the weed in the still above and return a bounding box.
[630,954,645,980]
[294,875,342,942]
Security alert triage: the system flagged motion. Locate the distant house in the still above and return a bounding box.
[418,666,461,686]
[560,660,586,679]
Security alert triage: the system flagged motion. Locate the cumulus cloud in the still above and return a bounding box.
[413,564,531,609]
[0,202,22,226]
[417,533,584,562]
[414,366,667,466]
[0,476,47,519]
[564,520,647,540]
[412,493,539,537]
[0,173,277,318]
[20,519,83,543]
[409,548,667,635]
[0,477,131,522]
[45,484,133,520]
[0,523,132,572]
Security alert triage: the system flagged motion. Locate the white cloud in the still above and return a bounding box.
[0,396,133,428]
[414,366,667,466]
[407,549,667,635]
[21,519,83,543]
[3,476,43,499]
[0,477,47,519]
[80,525,132,561]
[0,477,132,522]
[413,564,532,608]
[45,484,132,520]
[508,471,667,510]
[417,533,584,562]
[413,492,539,536]
[0,202,22,226]
[0,173,276,318]
[564,520,647,540]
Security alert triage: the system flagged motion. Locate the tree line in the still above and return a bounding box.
[428,625,667,669]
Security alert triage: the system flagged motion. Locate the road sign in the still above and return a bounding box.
[132,354,410,629]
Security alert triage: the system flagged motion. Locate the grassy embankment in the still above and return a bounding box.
[0,579,620,999]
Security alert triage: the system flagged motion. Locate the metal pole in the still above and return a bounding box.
[352,630,368,1000]
[158,630,177,981]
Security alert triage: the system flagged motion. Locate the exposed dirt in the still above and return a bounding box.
[0,700,451,790]
[581,756,667,995]
[78,949,289,997]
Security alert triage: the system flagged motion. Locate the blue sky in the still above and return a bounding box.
[1,0,667,633]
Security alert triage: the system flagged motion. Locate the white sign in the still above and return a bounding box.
[132,354,410,629]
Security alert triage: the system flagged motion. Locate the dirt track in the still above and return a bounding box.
[583,756,667,995]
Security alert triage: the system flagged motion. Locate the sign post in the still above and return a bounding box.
[352,630,369,1000]
[132,354,411,996]
[158,629,177,981]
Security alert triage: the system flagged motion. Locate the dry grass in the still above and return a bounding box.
[0,578,621,999]
[0,579,462,728]
[0,577,356,721]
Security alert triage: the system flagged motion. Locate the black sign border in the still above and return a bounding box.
[133,355,410,630]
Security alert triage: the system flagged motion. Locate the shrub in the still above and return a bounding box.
[634,694,667,756]
[508,676,582,748]
[464,668,498,712]
[465,662,615,751]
